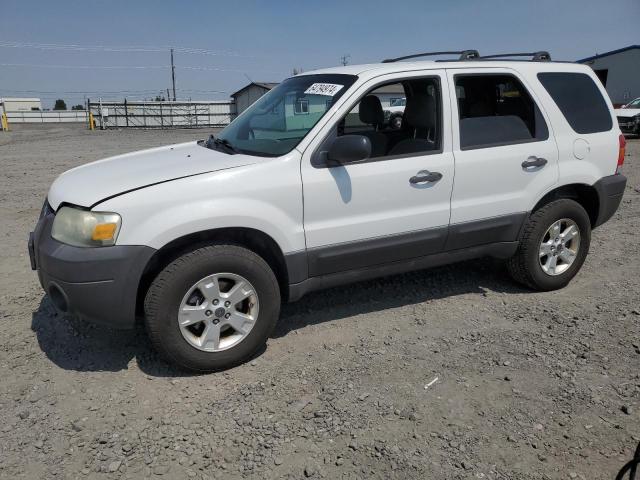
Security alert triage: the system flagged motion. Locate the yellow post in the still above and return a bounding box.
[88,112,95,130]
[1,113,8,132]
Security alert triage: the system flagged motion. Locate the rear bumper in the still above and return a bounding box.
[593,174,627,228]
[30,211,155,329]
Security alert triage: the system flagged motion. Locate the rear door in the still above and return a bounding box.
[445,67,559,249]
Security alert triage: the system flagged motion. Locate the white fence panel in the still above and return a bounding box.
[6,111,88,123]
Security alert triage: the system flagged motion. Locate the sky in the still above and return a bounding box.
[1,0,639,108]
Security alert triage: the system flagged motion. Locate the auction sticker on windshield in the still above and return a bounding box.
[304,83,344,96]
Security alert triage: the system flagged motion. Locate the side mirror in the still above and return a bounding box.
[327,135,372,165]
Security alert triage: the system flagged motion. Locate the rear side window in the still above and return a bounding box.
[455,74,549,150]
[537,72,612,134]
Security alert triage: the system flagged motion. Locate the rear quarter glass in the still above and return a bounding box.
[537,72,613,134]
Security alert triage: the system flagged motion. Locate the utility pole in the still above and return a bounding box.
[340,54,350,66]
[170,48,176,101]
[167,88,170,102]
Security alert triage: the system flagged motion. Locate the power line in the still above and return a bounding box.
[0,63,282,73]
[2,89,167,94]
[180,65,280,73]
[1,88,230,95]
[0,63,167,69]
[0,41,248,57]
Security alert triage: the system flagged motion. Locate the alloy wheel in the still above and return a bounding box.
[177,273,259,352]
[538,218,581,276]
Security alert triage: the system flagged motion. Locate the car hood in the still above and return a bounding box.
[47,141,257,210]
[615,108,640,117]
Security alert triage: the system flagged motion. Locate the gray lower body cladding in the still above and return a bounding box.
[30,213,155,329]
[287,212,528,302]
[593,174,627,227]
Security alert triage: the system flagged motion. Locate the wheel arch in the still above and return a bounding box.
[532,183,600,227]
[136,227,293,317]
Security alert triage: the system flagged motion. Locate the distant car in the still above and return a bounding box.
[385,97,405,129]
[615,97,640,135]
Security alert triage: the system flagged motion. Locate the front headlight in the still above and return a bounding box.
[51,206,121,247]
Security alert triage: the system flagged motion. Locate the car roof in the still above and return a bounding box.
[299,59,591,82]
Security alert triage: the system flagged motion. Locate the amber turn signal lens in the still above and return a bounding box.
[91,223,117,241]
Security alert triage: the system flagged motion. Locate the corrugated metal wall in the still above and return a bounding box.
[581,48,640,105]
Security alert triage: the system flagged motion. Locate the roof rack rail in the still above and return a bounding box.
[382,50,480,63]
[479,51,552,62]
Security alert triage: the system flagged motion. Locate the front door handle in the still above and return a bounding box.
[522,156,548,169]
[410,170,443,184]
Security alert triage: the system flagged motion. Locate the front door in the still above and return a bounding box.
[300,71,455,277]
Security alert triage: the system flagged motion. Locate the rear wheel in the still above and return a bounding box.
[507,199,591,291]
[144,244,280,372]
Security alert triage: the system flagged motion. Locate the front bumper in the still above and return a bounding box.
[593,174,627,228]
[29,210,156,329]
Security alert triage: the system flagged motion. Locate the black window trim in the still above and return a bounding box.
[453,72,550,151]
[311,74,445,168]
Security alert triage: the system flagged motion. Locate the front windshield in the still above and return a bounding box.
[624,98,640,108]
[217,74,357,157]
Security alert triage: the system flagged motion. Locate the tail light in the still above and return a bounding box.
[617,134,626,174]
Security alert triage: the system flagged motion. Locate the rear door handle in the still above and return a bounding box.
[410,170,443,184]
[521,156,548,169]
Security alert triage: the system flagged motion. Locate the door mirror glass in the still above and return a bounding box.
[327,135,372,165]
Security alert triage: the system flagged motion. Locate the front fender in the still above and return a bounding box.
[96,155,305,254]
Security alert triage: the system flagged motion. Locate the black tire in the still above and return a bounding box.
[507,199,591,291]
[144,244,280,372]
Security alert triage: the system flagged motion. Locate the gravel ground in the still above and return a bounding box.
[0,124,638,480]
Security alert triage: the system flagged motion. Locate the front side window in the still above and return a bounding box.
[217,74,357,157]
[537,72,612,134]
[336,77,442,159]
[455,74,549,150]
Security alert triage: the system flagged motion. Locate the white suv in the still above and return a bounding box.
[29,50,628,371]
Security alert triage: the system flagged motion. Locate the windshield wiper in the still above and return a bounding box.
[206,135,238,154]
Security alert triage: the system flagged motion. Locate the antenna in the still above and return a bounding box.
[340,54,351,66]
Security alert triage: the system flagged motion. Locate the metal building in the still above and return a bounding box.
[231,82,278,115]
[578,45,640,106]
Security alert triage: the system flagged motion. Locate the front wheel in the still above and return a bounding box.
[144,244,280,372]
[507,199,591,291]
